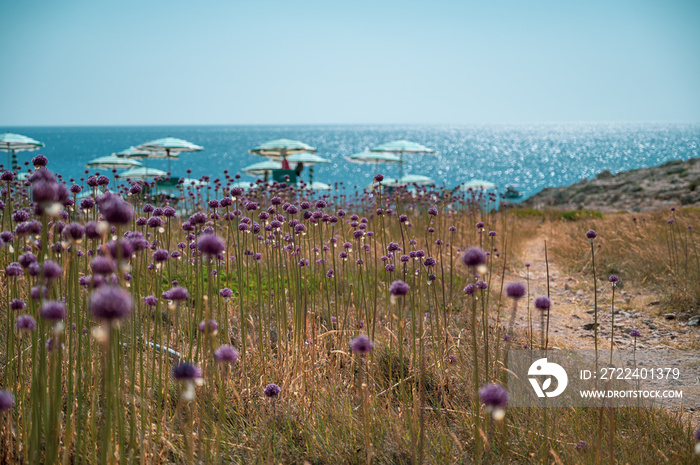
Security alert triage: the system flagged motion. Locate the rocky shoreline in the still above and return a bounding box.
[521,157,700,212]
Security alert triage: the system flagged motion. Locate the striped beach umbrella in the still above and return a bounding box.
[121,167,168,180]
[114,146,163,158]
[286,152,329,183]
[87,155,143,170]
[249,139,316,160]
[346,150,402,165]
[242,160,282,177]
[399,174,435,185]
[370,140,435,178]
[0,133,44,171]
[136,137,203,172]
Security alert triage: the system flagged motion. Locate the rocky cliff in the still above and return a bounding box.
[521,158,700,212]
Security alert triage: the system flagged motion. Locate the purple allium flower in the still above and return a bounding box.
[476,280,488,290]
[4,232,17,247]
[32,154,48,167]
[423,257,436,267]
[198,319,218,334]
[144,296,158,306]
[0,390,14,411]
[385,264,395,272]
[428,207,438,216]
[214,345,239,364]
[264,383,281,398]
[16,315,36,331]
[488,231,496,237]
[220,288,233,298]
[575,441,589,452]
[505,282,526,300]
[476,221,485,229]
[479,383,509,408]
[464,283,476,295]
[10,298,25,311]
[461,247,486,268]
[153,249,169,262]
[99,194,134,225]
[163,286,189,301]
[389,280,410,296]
[586,230,597,240]
[91,256,116,275]
[5,263,22,277]
[629,329,640,338]
[147,216,163,228]
[172,363,202,381]
[41,301,66,321]
[350,334,374,354]
[90,286,133,321]
[13,210,29,222]
[446,354,457,364]
[63,222,85,241]
[534,296,551,311]
[326,269,335,278]
[374,173,384,182]
[82,221,99,239]
[80,198,96,211]
[608,275,618,283]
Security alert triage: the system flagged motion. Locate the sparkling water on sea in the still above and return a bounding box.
[3,123,699,200]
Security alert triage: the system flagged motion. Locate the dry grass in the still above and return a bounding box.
[546,208,700,312]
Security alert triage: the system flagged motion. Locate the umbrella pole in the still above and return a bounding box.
[310,166,314,185]
[167,149,171,174]
[399,153,404,179]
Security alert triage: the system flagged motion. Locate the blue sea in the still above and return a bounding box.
[3,123,699,199]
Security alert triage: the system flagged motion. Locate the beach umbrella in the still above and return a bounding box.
[286,152,329,183]
[87,156,143,187]
[346,150,402,164]
[87,155,143,170]
[249,139,316,166]
[370,140,435,178]
[458,179,496,191]
[242,160,282,177]
[121,167,168,180]
[0,133,44,171]
[136,137,203,173]
[114,146,161,158]
[299,181,331,191]
[398,174,435,186]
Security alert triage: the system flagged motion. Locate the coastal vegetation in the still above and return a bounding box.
[0,156,697,463]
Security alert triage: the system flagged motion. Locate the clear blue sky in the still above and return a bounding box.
[1,0,699,126]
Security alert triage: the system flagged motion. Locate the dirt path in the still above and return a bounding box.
[506,228,698,353]
[505,227,700,416]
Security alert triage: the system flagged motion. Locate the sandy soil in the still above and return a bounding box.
[503,227,700,417]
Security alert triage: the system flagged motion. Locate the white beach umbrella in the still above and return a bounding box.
[0,133,44,171]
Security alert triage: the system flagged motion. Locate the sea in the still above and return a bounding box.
[3,123,699,200]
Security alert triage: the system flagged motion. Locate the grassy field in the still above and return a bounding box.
[0,161,698,463]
